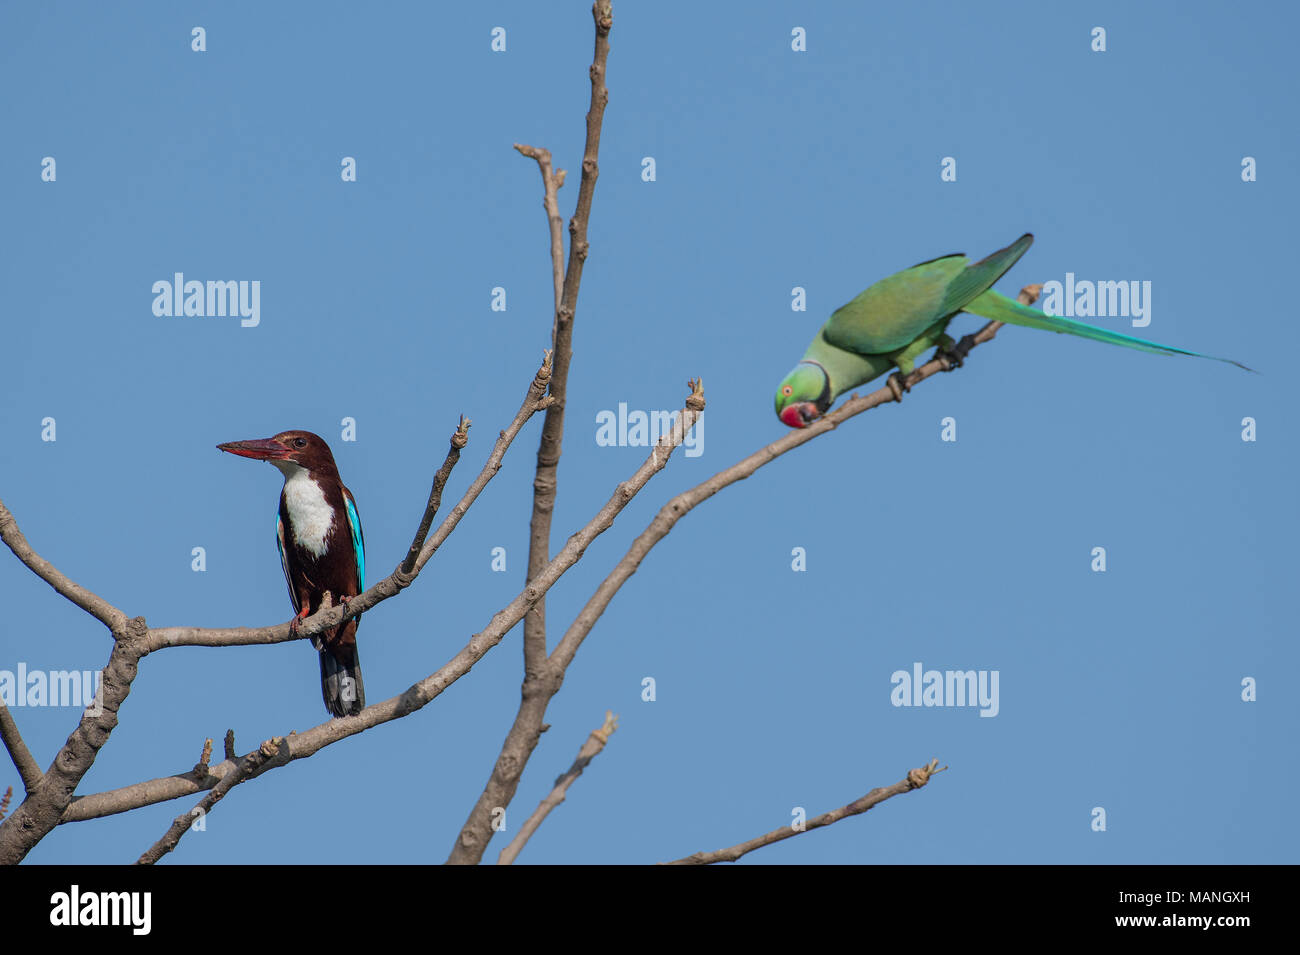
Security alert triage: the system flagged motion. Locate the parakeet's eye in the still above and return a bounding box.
[293,437,306,448]
[781,385,794,397]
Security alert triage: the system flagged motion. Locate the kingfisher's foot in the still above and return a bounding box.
[337,594,362,622]
[288,607,310,636]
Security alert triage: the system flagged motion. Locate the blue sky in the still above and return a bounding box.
[1,0,1294,864]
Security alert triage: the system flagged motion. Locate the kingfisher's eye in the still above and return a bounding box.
[293,437,306,448]
[781,385,794,397]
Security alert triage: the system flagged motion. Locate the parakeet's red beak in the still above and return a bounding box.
[779,403,820,429]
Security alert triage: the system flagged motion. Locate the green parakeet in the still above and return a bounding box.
[774,233,1251,428]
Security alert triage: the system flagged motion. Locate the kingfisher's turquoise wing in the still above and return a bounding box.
[343,488,365,592]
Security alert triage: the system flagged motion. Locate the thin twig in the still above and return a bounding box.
[664,760,947,865]
[512,143,565,315]
[400,415,471,576]
[497,711,617,865]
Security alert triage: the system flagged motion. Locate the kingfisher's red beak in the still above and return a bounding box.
[217,437,292,460]
[779,402,820,429]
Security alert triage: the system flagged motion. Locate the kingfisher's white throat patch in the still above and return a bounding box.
[275,462,334,557]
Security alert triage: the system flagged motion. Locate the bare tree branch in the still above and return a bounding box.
[62,763,230,823]
[400,415,471,576]
[522,0,614,702]
[0,617,148,864]
[0,499,129,634]
[517,140,566,685]
[136,736,282,865]
[512,144,565,314]
[0,787,11,821]
[0,701,42,793]
[664,760,947,865]
[497,710,617,865]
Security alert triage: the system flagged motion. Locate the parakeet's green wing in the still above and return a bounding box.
[934,233,1034,317]
[822,254,969,355]
[821,234,1035,357]
[963,289,1255,372]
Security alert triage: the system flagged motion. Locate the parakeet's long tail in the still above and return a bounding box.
[319,644,365,717]
[963,289,1254,372]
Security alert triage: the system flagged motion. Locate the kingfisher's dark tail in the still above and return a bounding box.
[319,643,365,717]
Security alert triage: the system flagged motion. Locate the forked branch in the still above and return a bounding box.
[497,710,618,865]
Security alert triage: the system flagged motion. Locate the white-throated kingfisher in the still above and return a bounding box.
[217,430,366,717]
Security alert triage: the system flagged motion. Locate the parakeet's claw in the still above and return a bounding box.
[934,331,983,372]
[934,335,964,370]
[887,373,909,402]
[950,333,981,366]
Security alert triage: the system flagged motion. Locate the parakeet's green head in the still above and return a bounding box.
[775,361,831,428]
